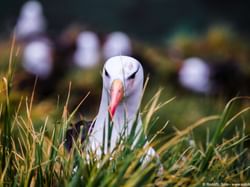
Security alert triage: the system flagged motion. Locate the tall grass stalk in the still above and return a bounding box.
[0,34,19,185]
[1,88,249,186]
[200,97,250,172]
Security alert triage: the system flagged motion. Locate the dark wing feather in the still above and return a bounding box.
[64,120,94,151]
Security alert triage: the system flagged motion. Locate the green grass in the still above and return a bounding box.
[0,37,250,186]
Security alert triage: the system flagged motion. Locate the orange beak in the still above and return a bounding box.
[108,79,124,119]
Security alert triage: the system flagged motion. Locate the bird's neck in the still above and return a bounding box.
[115,89,142,125]
[90,86,143,153]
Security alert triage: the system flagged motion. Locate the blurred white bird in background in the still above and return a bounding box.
[73,31,101,68]
[22,39,53,79]
[15,0,46,40]
[103,32,132,60]
[179,57,211,94]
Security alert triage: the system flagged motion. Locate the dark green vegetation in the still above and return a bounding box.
[1,0,250,42]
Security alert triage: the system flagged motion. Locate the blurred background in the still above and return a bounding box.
[0,0,250,141]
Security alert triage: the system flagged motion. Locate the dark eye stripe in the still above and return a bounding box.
[104,69,110,78]
[127,66,139,80]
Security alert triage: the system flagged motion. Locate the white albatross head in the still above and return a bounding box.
[102,56,144,120]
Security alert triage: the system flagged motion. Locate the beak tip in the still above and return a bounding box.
[108,107,114,120]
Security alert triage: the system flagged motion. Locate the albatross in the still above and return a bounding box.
[65,55,155,158]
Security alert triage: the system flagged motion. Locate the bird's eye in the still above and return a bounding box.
[127,72,136,80]
[104,69,110,78]
[127,67,139,80]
